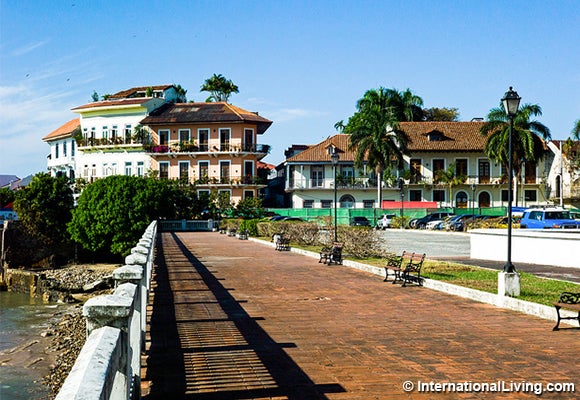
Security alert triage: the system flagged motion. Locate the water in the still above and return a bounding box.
[0,291,62,400]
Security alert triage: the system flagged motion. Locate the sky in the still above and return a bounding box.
[1,0,579,178]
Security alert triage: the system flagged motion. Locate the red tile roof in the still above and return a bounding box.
[287,122,490,163]
[141,102,273,134]
[42,118,80,141]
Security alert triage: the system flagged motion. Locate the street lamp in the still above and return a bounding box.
[398,178,404,229]
[330,148,340,242]
[471,182,476,216]
[501,86,521,273]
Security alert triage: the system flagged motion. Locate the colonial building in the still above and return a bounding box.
[42,118,80,179]
[140,102,272,203]
[284,122,552,210]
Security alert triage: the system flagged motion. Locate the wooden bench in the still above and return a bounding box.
[273,234,290,251]
[384,251,425,286]
[319,242,343,265]
[553,292,580,331]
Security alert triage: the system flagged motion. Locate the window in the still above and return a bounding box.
[339,194,355,208]
[363,200,374,209]
[303,200,314,208]
[410,159,422,183]
[111,125,118,141]
[433,190,445,202]
[83,165,89,178]
[479,192,491,207]
[311,166,324,187]
[91,164,97,178]
[55,143,59,158]
[244,190,254,199]
[456,191,468,208]
[219,161,230,183]
[244,129,254,151]
[125,162,132,176]
[321,200,332,209]
[124,124,132,139]
[159,129,170,145]
[478,159,490,184]
[197,190,210,200]
[199,161,209,180]
[455,159,468,179]
[71,139,75,156]
[179,161,189,181]
[178,129,190,143]
[524,189,537,202]
[501,189,509,202]
[524,161,537,184]
[137,161,144,177]
[409,190,422,201]
[219,128,231,151]
[111,163,117,175]
[159,162,169,179]
[102,126,108,139]
[432,159,445,183]
[244,161,254,183]
[198,129,209,151]
[63,141,67,157]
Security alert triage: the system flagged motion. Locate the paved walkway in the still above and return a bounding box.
[141,232,579,399]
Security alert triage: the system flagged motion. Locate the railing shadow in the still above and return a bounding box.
[143,232,344,399]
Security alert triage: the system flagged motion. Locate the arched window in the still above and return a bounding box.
[455,191,468,208]
[339,194,355,208]
[478,192,491,208]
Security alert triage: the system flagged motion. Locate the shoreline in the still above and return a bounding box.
[1,264,118,399]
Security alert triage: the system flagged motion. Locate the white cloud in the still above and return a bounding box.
[12,39,50,56]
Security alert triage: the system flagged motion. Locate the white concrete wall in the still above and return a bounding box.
[470,228,580,268]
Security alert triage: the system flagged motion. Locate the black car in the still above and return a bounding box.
[414,212,455,229]
[350,216,371,227]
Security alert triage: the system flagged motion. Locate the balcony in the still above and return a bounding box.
[144,141,271,157]
[77,137,144,151]
[287,177,378,190]
[193,175,266,187]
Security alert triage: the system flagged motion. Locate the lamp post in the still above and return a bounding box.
[398,178,404,229]
[331,149,340,242]
[501,87,521,274]
[471,182,476,216]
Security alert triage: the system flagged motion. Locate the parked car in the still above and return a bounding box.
[376,214,397,229]
[519,208,580,229]
[414,212,455,229]
[350,216,371,227]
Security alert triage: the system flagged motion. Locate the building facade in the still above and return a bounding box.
[284,122,553,211]
[140,102,272,203]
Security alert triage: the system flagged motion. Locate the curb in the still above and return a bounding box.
[249,237,577,327]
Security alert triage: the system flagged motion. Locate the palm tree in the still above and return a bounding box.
[343,87,412,205]
[572,119,580,139]
[438,163,466,208]
[480,103,551,205]
[200,74,239,103]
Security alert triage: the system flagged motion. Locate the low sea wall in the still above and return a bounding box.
[470,229,580,268]
[55,221,157,400]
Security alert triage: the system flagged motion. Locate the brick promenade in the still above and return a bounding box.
[141,232,579,399]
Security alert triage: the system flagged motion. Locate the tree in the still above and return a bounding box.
[423,107,460,121]
[0,188,15,208]
[13,173,74,247]
[437,163,466,207]
[200,73,239,103]
[68,176,180,257]
[91,91,99,102]
[343,87,414,205]
[173,84,188,102]
[572,119,580,140]
[480,103,551,205]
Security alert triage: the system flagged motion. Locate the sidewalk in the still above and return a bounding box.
[141,232,579,399]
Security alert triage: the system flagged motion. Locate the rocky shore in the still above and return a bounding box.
[2,264,119,399]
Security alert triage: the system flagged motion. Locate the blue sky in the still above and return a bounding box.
[1,0,579,177]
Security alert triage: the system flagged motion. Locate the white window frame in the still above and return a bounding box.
[178,129,191,143]
[179,161,190,181]
[159,161,170,179]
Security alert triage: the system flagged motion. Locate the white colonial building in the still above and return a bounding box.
[283,122,554,211]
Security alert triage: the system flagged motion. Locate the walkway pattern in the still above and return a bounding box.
[141,232,579,399]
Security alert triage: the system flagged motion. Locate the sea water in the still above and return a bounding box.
[0,291,58,400]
